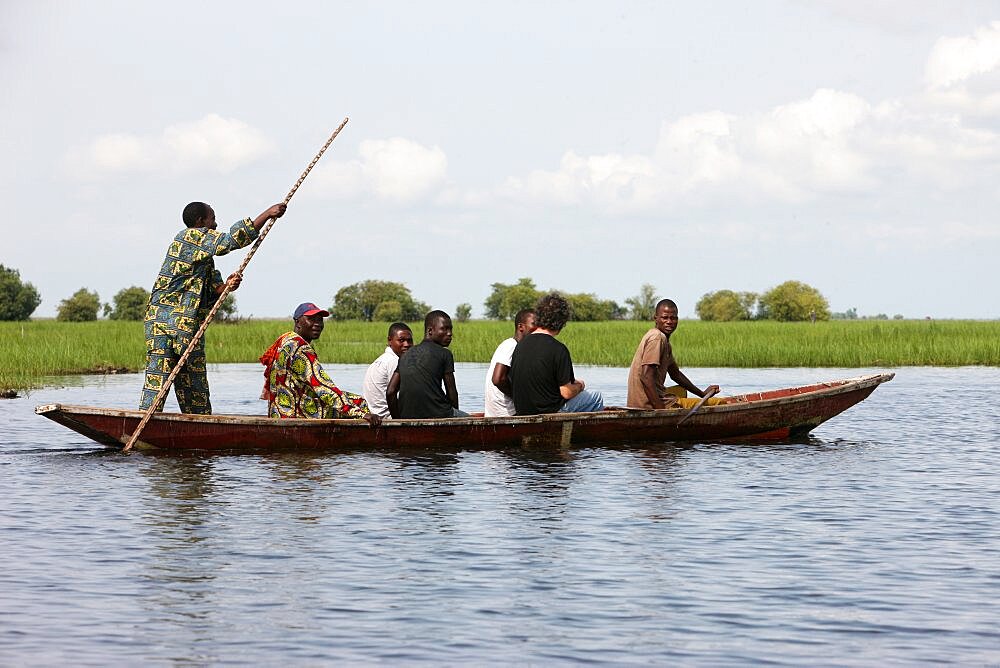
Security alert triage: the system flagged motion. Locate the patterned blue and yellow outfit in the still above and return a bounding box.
[140,218,258,413]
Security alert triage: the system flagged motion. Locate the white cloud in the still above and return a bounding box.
[925,21,1000,89]
[501,89,881,212]
[310,138,448,204]
[499,73,1000,216]
[923,21,1000,114]
[502,151,657,212]
[493,20,1000,220]
[64,114,273,178]
[655,110,741,190]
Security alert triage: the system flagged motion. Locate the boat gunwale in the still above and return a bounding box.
[35,372,894,429]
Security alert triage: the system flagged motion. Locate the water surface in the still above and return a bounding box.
[2,365,998,664]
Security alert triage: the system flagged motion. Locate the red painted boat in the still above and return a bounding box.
[34,373,894,452]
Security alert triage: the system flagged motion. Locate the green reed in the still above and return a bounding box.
[3,319,999,393]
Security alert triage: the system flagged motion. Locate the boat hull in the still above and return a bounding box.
[35,373,894,452]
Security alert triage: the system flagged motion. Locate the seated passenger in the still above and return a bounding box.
[259,302,380,426]
[626,299,725,409]
[510,293,604,415]
[484,308,537,417]
[362,322,414,418]
[386,310,468,418]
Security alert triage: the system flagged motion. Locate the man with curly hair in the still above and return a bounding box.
[509,293,604,415]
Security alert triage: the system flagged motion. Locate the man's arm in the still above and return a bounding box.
[559,378,585,400]
[492,363,512,398]
[214,272,242,296]
[308,355,369,419]
[362,360,392,417]
[444,372,459,409]
[251,203,287,232]
[667,362,719,398]
[192,203,285,258]
[640,364,671,409]
[386,371,401,418]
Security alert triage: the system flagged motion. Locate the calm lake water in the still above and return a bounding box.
[2,364,998,665]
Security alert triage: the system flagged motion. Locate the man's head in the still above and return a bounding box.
[653,299,679,336]
[292,302,330,342]
[534,293,571,333]
[182,202,217,229]
[387,322,414,356]
[513,308,538,342]
[423,310,453,347]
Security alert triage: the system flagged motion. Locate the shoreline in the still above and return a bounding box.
[3,318,999,395]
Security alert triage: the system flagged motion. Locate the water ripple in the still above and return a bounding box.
[2,366,999,664]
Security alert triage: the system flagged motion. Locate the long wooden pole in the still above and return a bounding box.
[123,118,349,452]
[677,386,720,426]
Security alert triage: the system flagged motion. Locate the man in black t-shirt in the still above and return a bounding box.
[386,310,468,418]
[510,293,604,415]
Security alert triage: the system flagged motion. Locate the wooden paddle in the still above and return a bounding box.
[123,118,349,452]
[677,386,720,426]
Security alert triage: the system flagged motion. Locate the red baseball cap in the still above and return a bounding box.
[293,302,330,320]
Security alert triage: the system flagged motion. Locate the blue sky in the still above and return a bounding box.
[2,1,998,319]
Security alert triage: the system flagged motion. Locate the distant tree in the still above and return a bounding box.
[331,280,428,321]
[831,307,858,320]
[216,294,238,321]
[0,264,42,321]
[695,290,757,321]
[625,283,658,321]
[758,281,830,322]
[893,314,904,320]
[484,278,543,320]
[455,303,472,322]
[107,286,149,321]
[373,300,403,322]
[56,288,101,322]
[565,292,625,321]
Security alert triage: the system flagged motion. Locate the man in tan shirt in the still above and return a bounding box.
[626,299,723,409]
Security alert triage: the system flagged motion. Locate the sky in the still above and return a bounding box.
[2,0,999,320]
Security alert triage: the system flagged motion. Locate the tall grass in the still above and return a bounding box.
[2,319,999,393]
[0,321,143,393]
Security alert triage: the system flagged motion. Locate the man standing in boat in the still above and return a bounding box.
[259,302,380,425]
[484,308,537,417]
[509,293,604,415]
[626,298,724,409]
[140,201,286,414]
[362,322,414,418]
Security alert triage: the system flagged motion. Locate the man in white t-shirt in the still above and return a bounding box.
[484,308,537,416]
[362,322,413,417]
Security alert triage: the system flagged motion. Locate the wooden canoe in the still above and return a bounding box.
[34,373,894,452]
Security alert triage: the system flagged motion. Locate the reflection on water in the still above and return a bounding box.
[2,365,1000,664]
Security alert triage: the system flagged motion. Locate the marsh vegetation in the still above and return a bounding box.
[2,319,998,394]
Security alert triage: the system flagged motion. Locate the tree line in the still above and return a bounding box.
[0,265,236,322]
[326,277,838,323]
[1,262,849,323]
[695,281,832,322]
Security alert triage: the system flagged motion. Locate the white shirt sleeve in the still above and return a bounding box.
[362,348,397,417]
